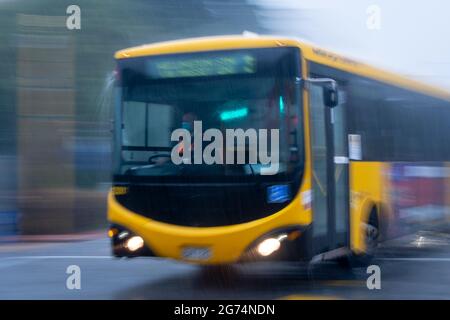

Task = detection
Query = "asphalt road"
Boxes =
[1,231,450,299]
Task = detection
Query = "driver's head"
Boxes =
[181,112,198,132]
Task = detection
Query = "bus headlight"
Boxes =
[125,236,144,252]
[256,234,288,257]
[257,238,281,256]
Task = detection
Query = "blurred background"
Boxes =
[0,0,449,236]
[0,0,266,236]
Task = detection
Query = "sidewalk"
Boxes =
[0,229,106,243]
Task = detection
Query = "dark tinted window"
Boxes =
[310,62,450,161]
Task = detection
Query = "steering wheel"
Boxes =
[148,153,171,164]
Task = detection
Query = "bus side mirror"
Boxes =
[304,78,339,108]
[323,83,339,108]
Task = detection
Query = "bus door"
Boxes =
[308,80,349,254]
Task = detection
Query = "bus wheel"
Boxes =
[357,208,379,266]
[365,209,380,255]
[341,208,379,269]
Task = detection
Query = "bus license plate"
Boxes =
[182,247,211,261]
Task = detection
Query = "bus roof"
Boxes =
[115,35,450,101]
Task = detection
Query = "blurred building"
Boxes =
[16,14,77,234]
[0,0,264,235]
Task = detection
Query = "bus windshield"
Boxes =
[115,47,302,181]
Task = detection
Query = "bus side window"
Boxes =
[122,101,146,146]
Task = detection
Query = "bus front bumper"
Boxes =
[107,192,311,264]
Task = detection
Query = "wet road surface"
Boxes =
[1,231,450,299]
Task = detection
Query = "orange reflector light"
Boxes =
[108,228,118,238]
[288,230,301,241]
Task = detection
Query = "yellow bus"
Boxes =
[108,35,450,266]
